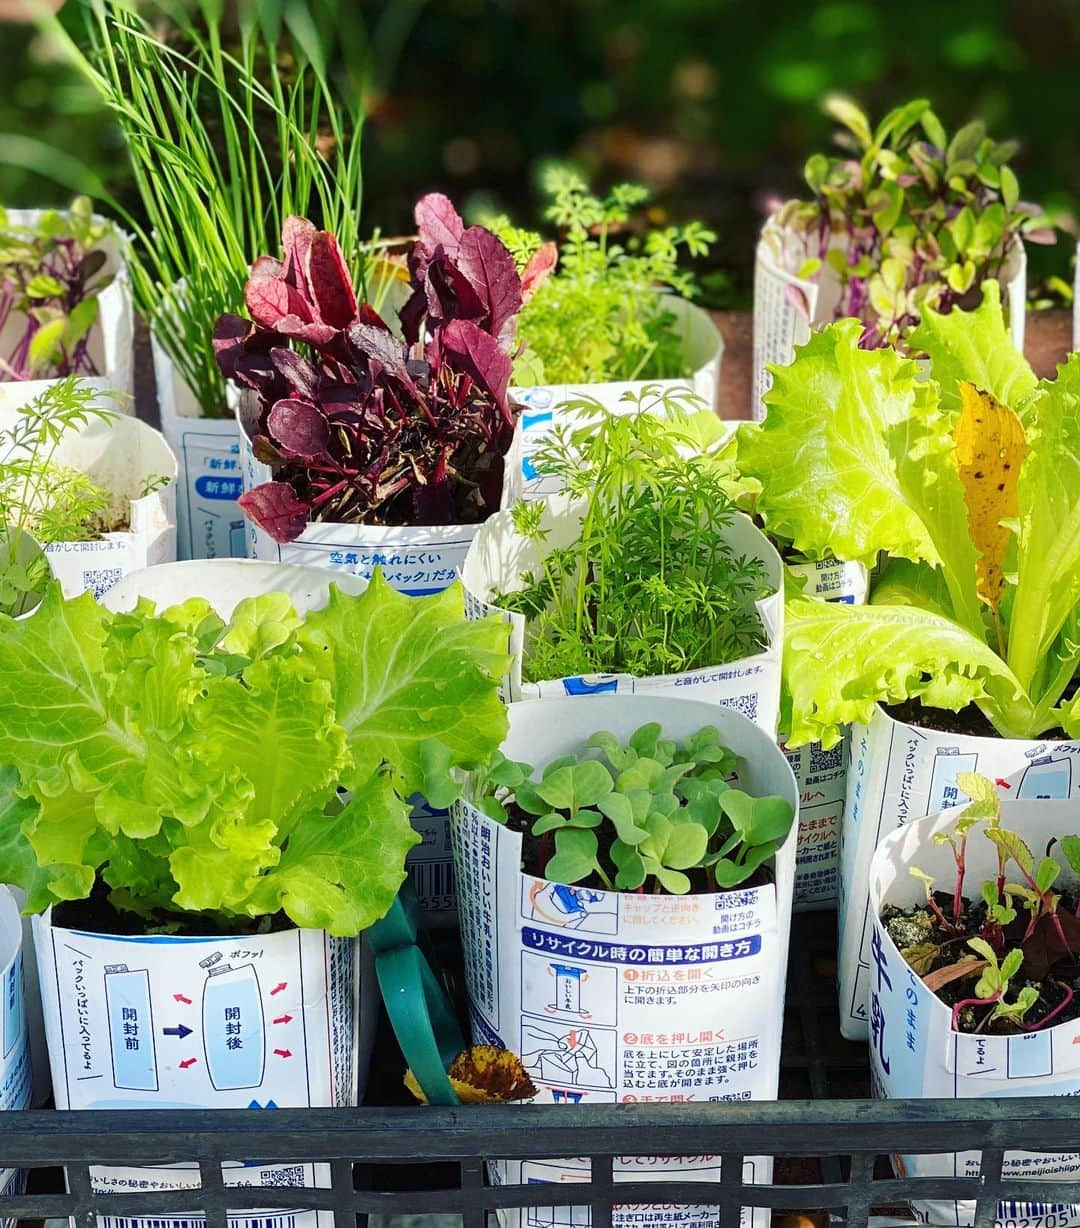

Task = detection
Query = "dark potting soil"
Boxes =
[886,675,1078,740]
[53,878,293,938]
[882,893,1080,1035]
[504,804,773,896]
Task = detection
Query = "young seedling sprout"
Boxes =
[898,772,1080,1034]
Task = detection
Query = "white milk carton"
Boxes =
[870,801,1080,1227]
[452,694,798,1228]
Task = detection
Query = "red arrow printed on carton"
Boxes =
[269,982,287,996]
[273,1049,292,1059]
[178,1058,198,1069]
[174,994,192,1005]
[273,1015,293,1025]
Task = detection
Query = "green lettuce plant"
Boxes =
[736,281,1079,747]
[764,96,1053,350]
[0,574,509,935]
[476,722,794,894]
[488,168,715,385]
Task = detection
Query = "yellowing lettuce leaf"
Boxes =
[907,280,1039,418]
[750,281,1077,742]
[953,381,1028,611]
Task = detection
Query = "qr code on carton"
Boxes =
[719,692,758,721]
[262,1166,307,1188]
[808,742,843,774]
[82,566,124,598]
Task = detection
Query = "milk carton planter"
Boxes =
[451,694,799,1228]
[869,800,1080,1228]
[0,207,133,416]
[838,704,1080,1040]
[0,526,49,619]
[462,496,784,733]
[236,390,524,595]
[783,554,869,911]
[152,331,246,562]
[34,909,357,1226]
[513,296,723,498]
[43,411,177,600]
[752,225,1026,416]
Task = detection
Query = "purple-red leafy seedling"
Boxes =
[216,197,524,543]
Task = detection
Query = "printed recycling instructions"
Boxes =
[869,802,1080,1228]
[751,223,1026,418]
[34,910,358,1228]
[0,888,31,1203]
[784,556,869,911]
[838,705,1080,1040]
[461,494,784,734]
[511,296,723,499]
[0,209,134,417]
[451,694,799,1228]
[153,330,247,563]
[43,409,177,601]
[236,391,524,596]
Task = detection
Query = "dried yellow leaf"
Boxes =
[953,380,1028,610]
[405,1045,538,1105]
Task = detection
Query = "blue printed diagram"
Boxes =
[522,1163,591,1228]
[104,965,159,1091]
[525,881,619,934]
[522,952,617,1026]
[199,953,266,1091]
[3,953,23,1060]
[1015,755,1073,800]
[929,749,1074,812]
[521,1018,616,1094]
[103,954,274,1093]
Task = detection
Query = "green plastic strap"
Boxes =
[370,893,465,1107]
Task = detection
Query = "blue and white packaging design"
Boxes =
[0,888,31,1212]
[512,297,724,498]
[839,706,1080,1039]
[0,210,133,418]
[461,496,784,735]
[452,695,798,1228]
[783,556,868,910]
[34,912,359,1228]
[869,801,1080,1228]
[235,390,524,596]
[153,332,246,563]
[42,411,177,601]
[751,223,1027,418]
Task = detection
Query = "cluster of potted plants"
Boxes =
[4,68,1080,1228]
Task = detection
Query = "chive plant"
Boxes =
[41,0,380,417]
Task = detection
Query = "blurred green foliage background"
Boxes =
[2,0,1077,306]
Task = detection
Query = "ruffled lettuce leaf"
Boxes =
[783,594,1025,748]
[0,575,510,935]
[739,318,983,633]
[299,571,511,795]
[907,280,1039,418]
[1007,352,1080,696]
[749,281,1078,745]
